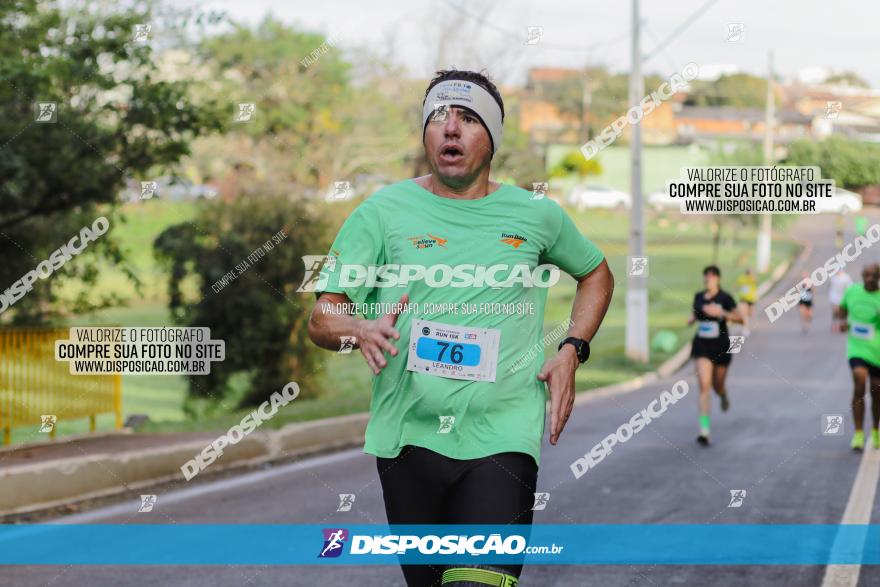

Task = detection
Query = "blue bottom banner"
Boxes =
[0,524,877,565]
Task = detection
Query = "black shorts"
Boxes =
[691,336,732,366]
[799,300,813,308]
[849,358,880,378]
[376,445,538,586]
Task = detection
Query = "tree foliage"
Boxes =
[549,150,602,179]
[783,136,880,189]
[537,68,664,141]
[684,74,770,109]
[0,0,224,323]
[824,71,869,88]
[193,17,413,192]
[154,189,331,411]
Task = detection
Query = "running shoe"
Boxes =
[720,393,730,412]
[697,435,710,446]
[872,429,880,450]
[851,430,865,451]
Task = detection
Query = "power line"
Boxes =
[642,23,679,73]
[440,0,629,53]
[642,0,720,63]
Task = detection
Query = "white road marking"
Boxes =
[821,447,880,587]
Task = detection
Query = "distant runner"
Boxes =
[735,267,757,336]
[308,69,614,586]
[838,263,880,451]
[797,271,814,334]
[688,265,742,446]
[855,215,868,238]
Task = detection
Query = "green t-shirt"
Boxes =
[840,283,880,365]
[316,179,605,465]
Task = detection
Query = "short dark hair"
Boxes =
[423,69,505,121]
[703,265,721,277]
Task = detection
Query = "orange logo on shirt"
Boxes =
[408,233,448,249]
[500,232,527,248]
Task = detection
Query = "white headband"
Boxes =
[422,80,504,154]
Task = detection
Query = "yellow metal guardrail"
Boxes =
[0,328,122,445]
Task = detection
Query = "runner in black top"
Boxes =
[797,270,814,334]
[688,265,742,446]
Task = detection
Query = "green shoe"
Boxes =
[851,430,865,451]
[872,429,880,450]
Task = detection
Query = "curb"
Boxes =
[0,244,805,515]
[0,413,369,515]
[0,429,134,457]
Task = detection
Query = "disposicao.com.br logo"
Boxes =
[297,256,561,290]
[317,528,563,558]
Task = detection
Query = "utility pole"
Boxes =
[626,0,649,362]
[757,50,775,273]
[580,65,594,145]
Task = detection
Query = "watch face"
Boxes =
[574,339,588,362]
[561,338,587,362]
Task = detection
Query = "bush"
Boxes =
[154,187,332,411]
[784,136,880,189]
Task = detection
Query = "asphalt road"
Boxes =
[4,212,879,587]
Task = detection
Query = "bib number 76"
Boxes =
[436,341,464,364]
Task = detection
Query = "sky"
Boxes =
[203,0,880,88]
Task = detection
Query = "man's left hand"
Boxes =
[537,345,580,445]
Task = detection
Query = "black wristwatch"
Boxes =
[558,337,591,363]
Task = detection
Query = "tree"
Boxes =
[538,68,664,142]
[491,101,548,187]
[154,187,331,411]
[0,0,225,324]
[783,137,880,189]
[194,17,412,193]
[824,71,869,88]
[549,150,602,179]
[685,74,770,109]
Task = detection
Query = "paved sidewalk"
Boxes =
[0,431,217,469]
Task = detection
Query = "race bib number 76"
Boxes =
[407,319,501,382]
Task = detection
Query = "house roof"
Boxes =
[676,105,812,125]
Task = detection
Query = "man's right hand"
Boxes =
[357,293,409,375]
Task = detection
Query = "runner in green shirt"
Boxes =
[838,263,880,451]
[308,69,613,587]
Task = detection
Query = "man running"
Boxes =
[735,267,757,336]
[308,69,614,586]
[688,265,742,446]
[797,271,814,334]
[838,263,880,451]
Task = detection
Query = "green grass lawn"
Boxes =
[5,199,798,442]
[67,201,198,426]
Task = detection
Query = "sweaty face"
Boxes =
[423,106,493,189]
[863,265,880,290]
